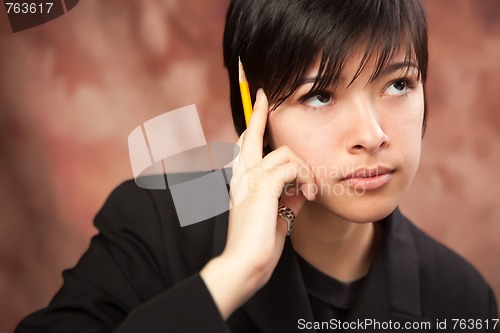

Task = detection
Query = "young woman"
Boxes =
[16,0,498,332]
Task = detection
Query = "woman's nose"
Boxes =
[345,99,389,154]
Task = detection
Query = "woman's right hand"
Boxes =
[200,89,316,319]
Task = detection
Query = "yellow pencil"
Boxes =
[238,57,253,127]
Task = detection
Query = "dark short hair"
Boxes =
[223,0,428,137]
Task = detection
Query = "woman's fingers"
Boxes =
[240,88,269,170]
[231,130,246,179]
[257,146,316,200]
[265,161,316,201]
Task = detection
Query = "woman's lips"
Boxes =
[340,168,395,191]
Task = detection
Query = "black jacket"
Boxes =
[15,180,499,332]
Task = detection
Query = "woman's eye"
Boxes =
[385,80,409,96]
[302,92,333,107]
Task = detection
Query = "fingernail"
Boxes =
[305,183,316,201]
[256,88,263,101]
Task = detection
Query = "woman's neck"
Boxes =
[290,201,382,282]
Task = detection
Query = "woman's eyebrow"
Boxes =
[299,75,339,87]
[300,76,320,85]
[374,61,419,80]
[298,61,419,87]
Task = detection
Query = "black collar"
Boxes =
[345,208,430,330]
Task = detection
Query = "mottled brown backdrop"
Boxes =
[0,0,499,332]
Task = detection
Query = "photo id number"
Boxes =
[5,2,54,14]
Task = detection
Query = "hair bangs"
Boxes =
[308,1,427,94]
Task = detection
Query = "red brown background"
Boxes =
[1,0,499,332]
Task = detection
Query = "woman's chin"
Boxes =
[316,195,400,224]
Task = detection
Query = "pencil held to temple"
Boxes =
[239,57,253,127]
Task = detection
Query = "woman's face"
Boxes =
[267,48,424,223]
